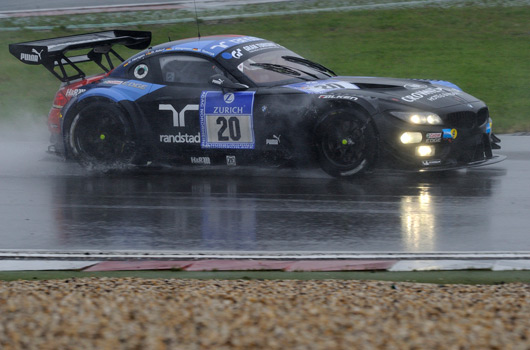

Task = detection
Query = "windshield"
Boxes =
[236,49,335,85]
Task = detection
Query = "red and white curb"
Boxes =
[1,250,529,272]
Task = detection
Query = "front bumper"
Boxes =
[375,108,504,171]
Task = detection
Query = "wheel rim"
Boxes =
[320,117,366,168]
[71,110,134,166]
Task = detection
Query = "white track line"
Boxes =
[1,250,529,261]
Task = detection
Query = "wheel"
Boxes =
[316,109,377,177]
[66,102,137,169]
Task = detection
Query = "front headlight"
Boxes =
[390,111,443,125]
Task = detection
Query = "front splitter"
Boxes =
[419,154,507,172]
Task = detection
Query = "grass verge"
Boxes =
[0,270,529,285]
[1,4,528,131]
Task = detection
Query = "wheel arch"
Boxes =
[314,99,378,129]
[312,100,380,177]
[312,99,381,153]
[61,96,152,160]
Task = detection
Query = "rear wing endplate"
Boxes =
[9,30,151,83]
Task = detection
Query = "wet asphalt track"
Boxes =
[0,134,528,254]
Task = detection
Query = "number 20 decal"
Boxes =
[204,113,253,147]
[200,91,256,149]
[217,116,241,141]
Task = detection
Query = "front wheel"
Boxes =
[316,110,377,177]
[65,102,138,170]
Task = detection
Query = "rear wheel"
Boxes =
[66,103,137,169]
[316,110,377,177]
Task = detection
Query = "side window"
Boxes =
[159,55,224,85]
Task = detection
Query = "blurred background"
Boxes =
[1,0,529,134]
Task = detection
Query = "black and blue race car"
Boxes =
[10,30,504,177]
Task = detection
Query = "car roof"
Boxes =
[115,34,270,76]
[150,35,265,57]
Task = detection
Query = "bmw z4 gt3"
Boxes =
[10,30,504,177]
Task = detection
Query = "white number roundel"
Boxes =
[134,64,149,79]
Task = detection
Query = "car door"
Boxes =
[134,53,257,164]
[136,54,221,161]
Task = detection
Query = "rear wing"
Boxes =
[9,30,151,83]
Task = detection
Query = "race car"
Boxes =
[9,30,504,177]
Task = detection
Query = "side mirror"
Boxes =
[209,74,249,91]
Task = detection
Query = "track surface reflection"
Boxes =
[0,136,528,253]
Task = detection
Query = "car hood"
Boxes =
[282,76,481,110]
[333,76,481,109]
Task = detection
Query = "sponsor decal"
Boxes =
[318,94,358,101]
[427,80,462,91]
[213,106,244,114]
[266,135,281,145]
[243,42,281,53]
[486,123,491,134]
[226,155,237,166]
[210,37,262,51]
[164,36,262,58]
[401,87,445,103]
[443,128,458,139]
[200,91,256,149]
[122,81,148,90]
[284,80,359,94]
[160,132,201,144]
[228,37,263,45]
[104,80,123,85]
[123,55,145,67]
[20,48,43,63]
[426,132,442,139]
[78,81,164,103]
[191,156,211,165]
[427,91,460,102]
[134,64,149,79]
[211,42,229,50]
[404,83,427,90]
[65,88,86,97]
[159,104,199,128]
[422,159,442,166]
[211,77,225,86]
[223,93,235,104]
[231,48,243,59]
[425,132,442,143]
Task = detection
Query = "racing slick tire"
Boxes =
[316,109,377,178]
[65,102,138,170]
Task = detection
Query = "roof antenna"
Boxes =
[168,33,171,42]
[193,0,201,40]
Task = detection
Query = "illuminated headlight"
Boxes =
[400,132,422,144]
[416,145,435,157]
[391,111,443,125]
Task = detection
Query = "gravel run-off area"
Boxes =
[1,278,529,349]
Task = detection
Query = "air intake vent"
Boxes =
[476,108,489,126]
[447,111,475,128]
